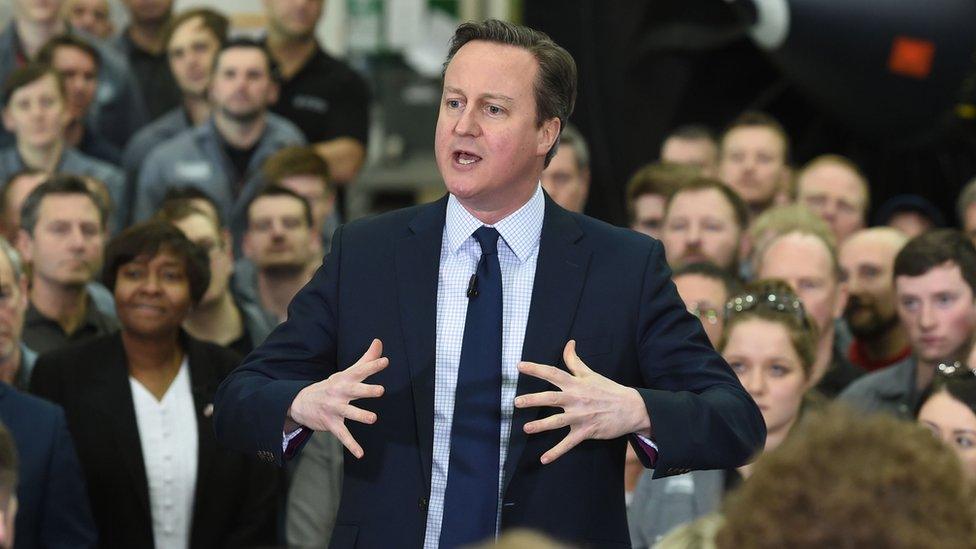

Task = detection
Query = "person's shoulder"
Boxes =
[0,384,61,422]
[67,148,122,177]
[341,197,447,241]
[142,125,205,165]
[838,358,912,400]
[125,109,187,152]
[35,333,120,369]
[265,112,307,143]
[185,333,243,373]
[565,208,659,256]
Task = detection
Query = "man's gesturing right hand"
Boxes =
[286,338,388,459]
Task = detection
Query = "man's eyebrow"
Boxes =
[444,86,514,104]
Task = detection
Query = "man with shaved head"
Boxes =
[839,228,910,372]
[755,226,863,397]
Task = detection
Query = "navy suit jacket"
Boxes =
[214,194,765,548]
[0,382,97,548]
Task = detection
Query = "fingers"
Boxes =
[342,403,378,425]
[514,391,566,410]
[523,412,572,434]
[562,340,590,376]
[361,338,383,362]
[541,430,585,465]
[518,361,574,388]
[348,382,385,400]
[330,422,364,459]
[350,356,389,381]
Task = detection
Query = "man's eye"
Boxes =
[486,105,503,115]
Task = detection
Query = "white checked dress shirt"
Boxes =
[130,358,198,549]
[422,185,545,549]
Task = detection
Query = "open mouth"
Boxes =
[453,150,482,166]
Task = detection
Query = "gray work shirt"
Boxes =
[0,22,149,152]
[838,355,918,420]
[133,113,305,248]
[120,107,192,221]
[0,146,127,232]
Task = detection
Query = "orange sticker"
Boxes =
[888,36,935,79]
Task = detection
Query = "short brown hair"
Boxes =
[720,110,790,163]
[161,8,229,52]
[445,19,577,167]
[665,177,751,232]
[20,174,108,233]
[720,278,819,377]
[717,405,976,548]
[35,34,101,70]
[624,162,698,224]
[1,63,64,108]
[750,205,841,281]
[262,146,332,192]
[894,228,976,296]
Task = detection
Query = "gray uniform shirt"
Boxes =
[133,113,305,248]
[0,146,127,232]
[120,107,192,220]
[838,355,918,419]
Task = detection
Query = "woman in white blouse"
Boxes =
[31,221,279,548]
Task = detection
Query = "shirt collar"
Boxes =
[445,184,545,263]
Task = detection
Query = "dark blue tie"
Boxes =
[440,226,503,548]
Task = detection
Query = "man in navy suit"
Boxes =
[215,19,764,548]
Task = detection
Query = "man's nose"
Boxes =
[454,106,480,137]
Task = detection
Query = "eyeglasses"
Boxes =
[688,304,721,325]
[725,291,810,328]
[937,361,976,379]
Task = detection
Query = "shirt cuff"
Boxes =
[282,427,311,458]
[634,433,659,466]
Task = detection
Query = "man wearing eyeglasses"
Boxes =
[673,262,741,347]
[840,229,976,419]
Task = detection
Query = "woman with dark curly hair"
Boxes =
[629,279,819,548]
[30,221,279,548]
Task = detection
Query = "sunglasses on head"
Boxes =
[724,291,810,329]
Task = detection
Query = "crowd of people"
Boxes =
[0,0,974,548]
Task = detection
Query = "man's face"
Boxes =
[113,250,192,338]
[14,0,63,24]
[167,17,221,98]
[63,0,112,38]
[120,0,172,25]
[757,233,845,338]
[896,262,976,365]
[435,40,559,217]
[541,145,588,213]
[674,273,727,347]
[1,173,45,242]
[19,194,104,289]
[797,162,867,244]
[0,253,28,366]
[660,136,718,176]
[264,0,323,40]
[1,74,68,150]
[210,48,277,123]
[662,188,741,270]
[244,195,317,270]
[49,46,98,121]
[839,232,902,339]
[172,213,230,307]
[718,126,786,210]
[631,193,666,239]
[277,174,334,236]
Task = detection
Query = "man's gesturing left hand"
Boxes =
[514,340,652,464]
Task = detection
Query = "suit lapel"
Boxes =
[395,197,448,490]
[93,335,152,516]
[503,199,591,495]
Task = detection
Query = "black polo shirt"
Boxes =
[271,45,370,146]
[23,298,119,355]
[115,29,182,120]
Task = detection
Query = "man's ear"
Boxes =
[833,278,850,320]
[537,118,561,157]
[14,229,32,264]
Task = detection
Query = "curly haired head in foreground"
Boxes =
[717,404,976,549]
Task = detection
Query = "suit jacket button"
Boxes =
[418,497,428,511]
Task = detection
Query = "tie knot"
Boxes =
[473,226,500,255]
